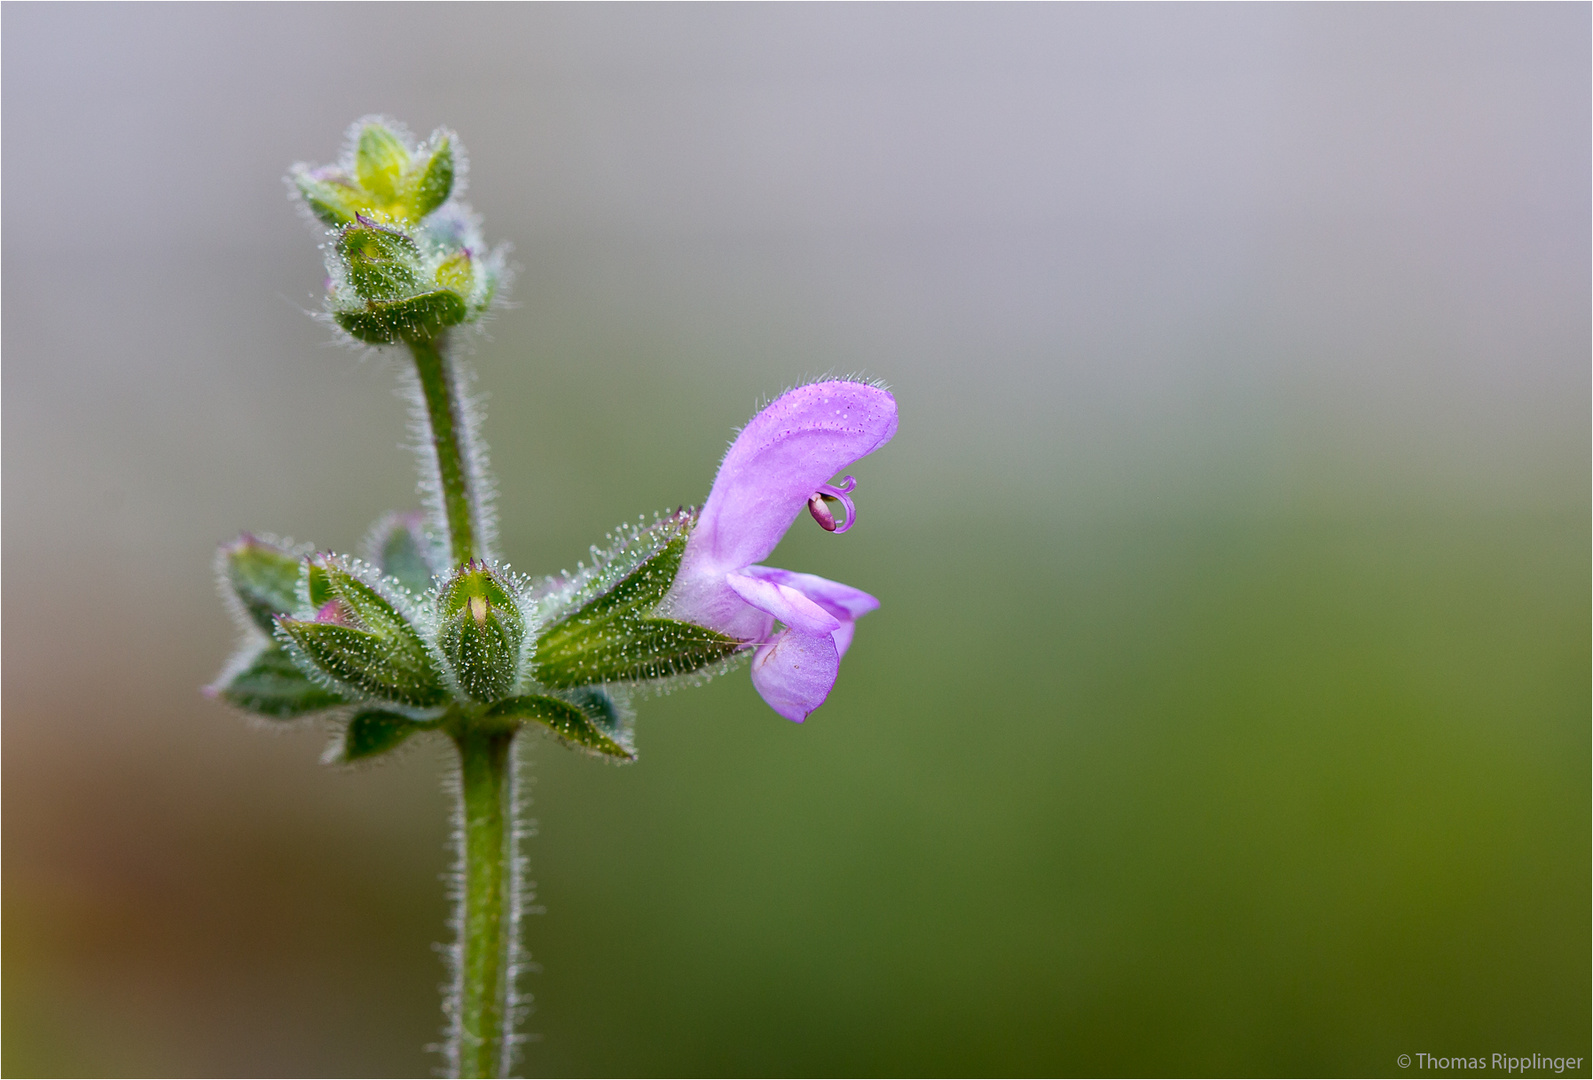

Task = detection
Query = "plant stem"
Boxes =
[453,726,515,1078]
[408,336,476,565]
[410,334,517,1076]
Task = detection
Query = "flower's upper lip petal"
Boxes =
[692,381,897,572]
[725,571,843,636]
[741,566,880,622]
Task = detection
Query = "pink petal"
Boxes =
[740,566,880,622]
[830,620,857,659]
[749,629,841,722]
[725,571,842,636]
[690,381,897,574]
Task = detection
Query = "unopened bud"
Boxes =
[438,561,525,702]
[276,554,447,708]
[338,220,425,303]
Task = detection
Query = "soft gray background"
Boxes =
[5,5,1588,1076]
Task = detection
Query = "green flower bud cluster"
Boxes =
[289,117,505,344]
[210,510,741,765]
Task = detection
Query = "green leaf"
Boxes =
[532,529,741,689]
[335,289,470,344]
[403,136,454,219]
[486,694,634,760]
[355,122,409,203]
[215,643,347,719]
[223,535,304,632]
[339,709,423,762]
[437,563,525,703]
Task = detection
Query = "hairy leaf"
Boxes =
[217,643,347,719]
[486,694,634,760]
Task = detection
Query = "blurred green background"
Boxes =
[3,5,1587,1077]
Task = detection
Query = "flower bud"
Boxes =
[437,561,525,702]
[290,120,457,227]
[338,219,425,303]
[276,554,448,708]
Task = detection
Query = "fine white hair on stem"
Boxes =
[398,343,500,567]
[503,737,541,1073]
[433,742,467,1078]
[431,736,534,1077]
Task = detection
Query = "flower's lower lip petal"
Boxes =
[750,630,841,722]
[725,571,842,636]
[741,566,880,621]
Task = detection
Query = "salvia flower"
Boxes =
[214,116,903,1076]
[662,380,898,721]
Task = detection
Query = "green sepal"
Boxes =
[294,172,364,227]
[223,535,304,631]
[364,512,440,597]
[403,136,454,220]
[532,525,741,689]
[437,562,526,703]
[337,709,425,763]
[278,555,447,708]
[486,694,635,760]
[214,642,348,719]
[355,122,409,203]
[337,223,424,303]
[335,289,469,344]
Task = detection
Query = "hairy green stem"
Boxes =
[411,334,516,1076]
[408,336,476,565]
[453,726,515,1078]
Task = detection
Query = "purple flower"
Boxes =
[662,380,898,721]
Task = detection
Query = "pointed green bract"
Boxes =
[486,694,634,760]
[340,709,423,762]
[355,123,409,203]
[217,643,348,718]
[277,620,448,708]
[533,528,742,689]
[366,512,439,597]
[438,563,526,703]
[295,173,365,227]
[404,137,454,220]
[224,535,304,631]
[279,555,448,708]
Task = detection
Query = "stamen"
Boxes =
[806,476,858,534]
[807,494,837,532]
